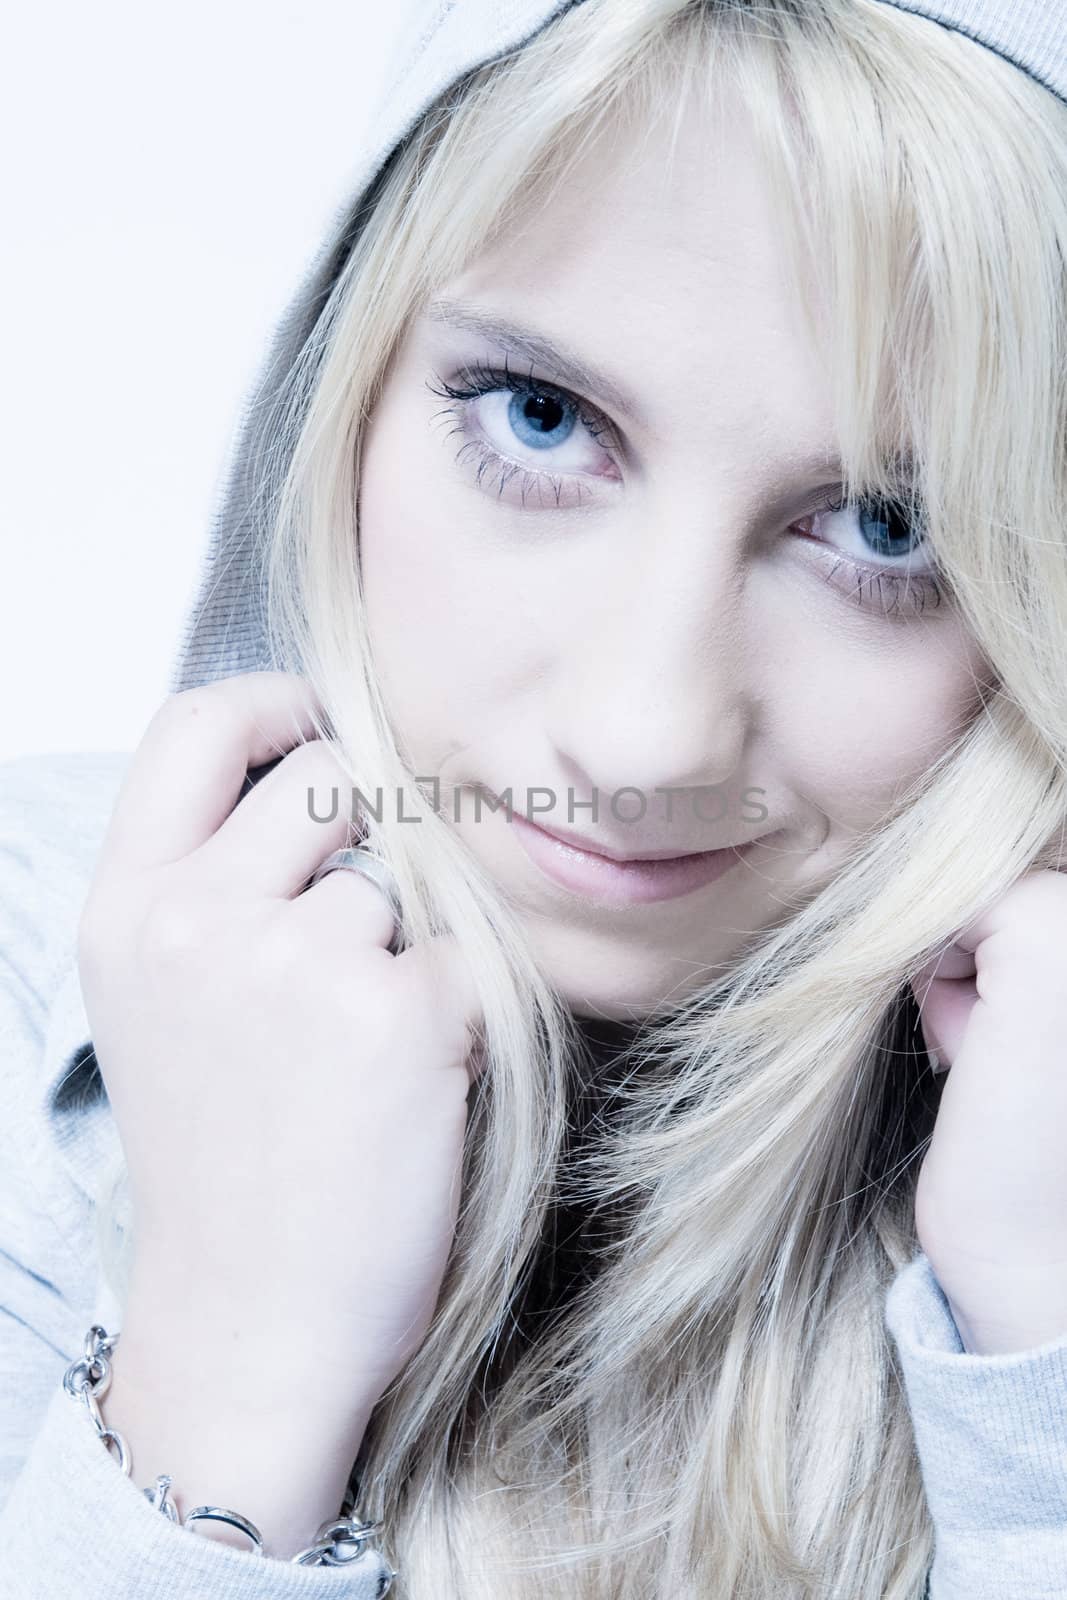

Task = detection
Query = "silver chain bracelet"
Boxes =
[62,1324,397,1591]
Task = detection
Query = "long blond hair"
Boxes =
[97,1,1067,1593]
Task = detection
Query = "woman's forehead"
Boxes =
[416,102,842,473]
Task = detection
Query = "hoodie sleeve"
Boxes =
[0,756,393,1600]
[886,1251,1067,1600]
[0,1384,394,1599]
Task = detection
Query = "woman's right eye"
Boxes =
[426,361,621,509]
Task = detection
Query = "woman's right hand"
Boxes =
[77,669,485,1416]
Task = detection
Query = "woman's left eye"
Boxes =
[426,360,621,509]
[790,493,946,618]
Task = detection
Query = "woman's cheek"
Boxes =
[358,412,532,770]
[767,626,986,838]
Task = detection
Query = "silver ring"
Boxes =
[307,846,404,953]
[183,1505,266,1554]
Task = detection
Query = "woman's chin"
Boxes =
[525,927,703,1025]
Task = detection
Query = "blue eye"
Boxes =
[793,490,946,617]
[426,357,619,509]
[507,390,577,450]
[803,490,932,574]
[856,497,917,561]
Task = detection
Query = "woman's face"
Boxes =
[357,89,989,1021]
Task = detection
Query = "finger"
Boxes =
[289,861,400,953]
[911,970,978,1073]
[393,935,486,1078]
[98,672,322,874]
[911,946,976,990]
[949,866,1061,956]
[191,737,367,898]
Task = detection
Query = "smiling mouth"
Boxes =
[509,811,768,906]
[524,815,761,862]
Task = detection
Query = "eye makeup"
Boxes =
[796,531,945,617]
[427,355,620,511]
[791,490,945,617]
[424,357,947,619]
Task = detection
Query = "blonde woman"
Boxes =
[2,1,1067,1596]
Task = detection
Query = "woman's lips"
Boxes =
[508,811,761,905]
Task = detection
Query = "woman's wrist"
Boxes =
[104,1292,383,1561]
[121,1254,387,1418]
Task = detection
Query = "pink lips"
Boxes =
[509,811,760,905]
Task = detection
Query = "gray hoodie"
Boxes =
[2,2,1067,1597]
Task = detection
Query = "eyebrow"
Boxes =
[425,296,650,429]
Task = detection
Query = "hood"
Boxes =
[164,0,1065,702]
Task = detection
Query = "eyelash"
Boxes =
[425,359,947,619]
[427,356,615,510]
[797,492,945,618]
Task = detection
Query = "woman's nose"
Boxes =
[545,554,754,806]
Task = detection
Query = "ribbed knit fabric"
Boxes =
[0,1388,389,1599]
[886,1254,1067,1598]
[875,0,1067,100]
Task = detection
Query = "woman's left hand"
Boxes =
[910,867,1067,1355]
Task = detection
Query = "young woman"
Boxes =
[3,1,1067,1596]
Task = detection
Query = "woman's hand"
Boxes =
[77,669,485,1416]
[910,867,1067,1354]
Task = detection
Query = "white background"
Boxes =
[1,3,415,762]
